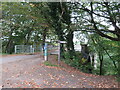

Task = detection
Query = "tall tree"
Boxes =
[74,2,120,41]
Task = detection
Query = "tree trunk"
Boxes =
[92,54,94,66]
[24,29,32,45]
[42,27,47,52]
[100,60,103,75]
[5,27,14,54]
[66,30,75,58]
[99,53,103,75]
[24,23,35,45]
[6,40,14,54]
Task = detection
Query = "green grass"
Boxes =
[43,61,59,67]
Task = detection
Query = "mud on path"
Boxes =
[1,54,119,88]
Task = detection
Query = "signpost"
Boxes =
[43,41,66,64]
[58,40,67,65]
[44,43,48,61]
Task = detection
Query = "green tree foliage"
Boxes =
[1,2,120,78]
[2,2,57,53]
[72,2,120,41]
[36,2,76,58]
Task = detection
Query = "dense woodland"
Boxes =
[1,2,120,78]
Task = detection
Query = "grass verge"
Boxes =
[43,61,59,67]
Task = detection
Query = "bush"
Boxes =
[62,51,93,73]
[62,51,119,76]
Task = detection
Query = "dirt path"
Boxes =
[1,54,41,64]
[1,54,119,88]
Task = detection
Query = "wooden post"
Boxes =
[58,41,67,65]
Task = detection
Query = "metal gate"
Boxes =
[14,45,42,54]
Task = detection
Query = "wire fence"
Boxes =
[14,44,58,54]
[14,45,42,54]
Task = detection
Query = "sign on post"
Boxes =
[44,43,48,61]
[59,41,67,43]
[58,41,67,65]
